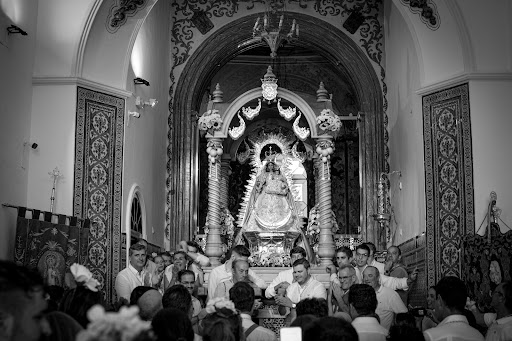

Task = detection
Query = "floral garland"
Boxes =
[316,109,342,137]
[198,109,223,135]
[306,205,339,253]
[248,251,291,267]
[76,305,152,341]
[204,208,235,252]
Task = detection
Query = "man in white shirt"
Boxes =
[214,259,261,299]
[265,246,307,298]
[363,266,408,330]
[275,258,327,313]
[178,269,203,320]
[485,281,512,341]
[354,244,418,291]
[349,283,388,341]
[207,245,266,301]
[365,242,385,275]
[230,281,277,341]
[423,276,483,341]
[115,243,150,302]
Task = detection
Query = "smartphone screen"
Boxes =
[280,327,302,341]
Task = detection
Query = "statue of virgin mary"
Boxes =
[234,152,313,262]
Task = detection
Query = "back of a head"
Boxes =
[60,285,103,328]
[290,314,318,338]
[152,308,194,341]
[296,298,328,318]
[435,276,467,311]
[130,286,155,305]
[138,289,163,321]
[201,308,243,341]
[387,323,425,341]
[228,245,250,259]
[162,284,192,313]
[40,311,83,341]
[348,284,377,316]
[303,317,358,341]
[229,281,254,313]
[0,261,44,295]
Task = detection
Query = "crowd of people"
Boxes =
[0,239,511,341]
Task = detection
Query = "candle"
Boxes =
[264,14,268,28]
[279,15,283,28]
[292,19,296,31]
[296,23,299,37]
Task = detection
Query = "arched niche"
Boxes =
[170,11,384,246]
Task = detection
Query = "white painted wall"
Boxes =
[121,0,170,249]
[470,80,512,235]
[0,0,38,260]
[385,1,426,245]
[455,0,512,73]
[33,0,95,77]
[27,85,76,214]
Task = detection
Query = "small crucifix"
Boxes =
[48,167,63,213]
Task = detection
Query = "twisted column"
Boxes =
[315,137,335,266]
[220,156,231,210]
[205,138,224,266]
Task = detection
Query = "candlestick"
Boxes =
[48,167,63,213]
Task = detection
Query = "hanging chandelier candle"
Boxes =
[252,1,299,58]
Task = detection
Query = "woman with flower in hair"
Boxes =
[200,297,244,341]
[59,263,103,328]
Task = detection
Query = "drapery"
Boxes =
[13,207,90,287]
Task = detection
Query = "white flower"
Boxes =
[198,110,223,132]
[78,305,151,341]
[70,263,100,292]
[205,297,238,315]
[316,109,342,132]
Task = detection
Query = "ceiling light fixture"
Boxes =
[133,77,150,86]
[252,0,298,59]
[7,25,27,36]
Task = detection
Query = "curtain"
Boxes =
[13,207,90,287]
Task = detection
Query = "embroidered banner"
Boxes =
[422,83,474,288]
[14,207,90,287]
[74,87,124,303]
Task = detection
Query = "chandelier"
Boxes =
[252,1,299,58]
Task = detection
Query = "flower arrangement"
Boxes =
[248,251,290,267]
[204,208,235,251]
[76,305,152,341]
[316,109,342,135]
[306,205,339,241]
[70,263,101,292]
[198,109,223,134]
[205,297,238,315]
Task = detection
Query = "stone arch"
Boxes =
[170,11,385,245]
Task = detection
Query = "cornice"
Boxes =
[416,72,512,95]
[32,76,133,98]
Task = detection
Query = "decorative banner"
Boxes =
[422,83,474,288]
[74,87,125,303]
[14,208,90,288]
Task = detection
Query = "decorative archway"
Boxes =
[217,87,319,138]
[168,12,384,248]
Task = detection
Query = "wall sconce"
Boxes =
[135,96,158,109]
[7,25,28,36]
[373,171,402,228]
[133,77,150,86]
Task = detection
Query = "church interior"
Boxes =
[1,0,512,340]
